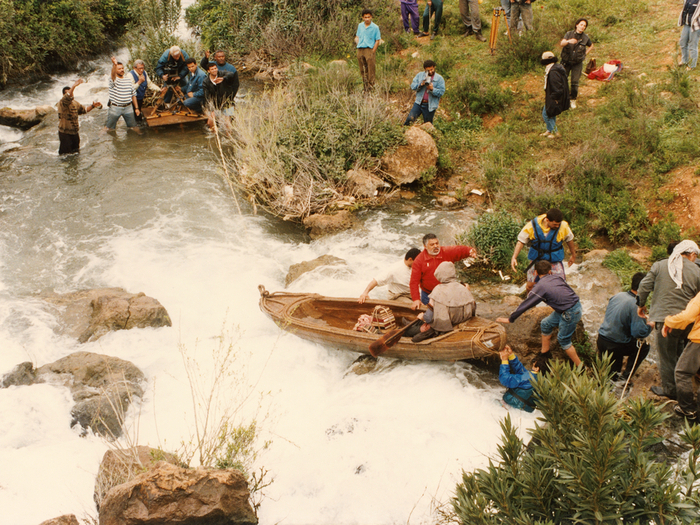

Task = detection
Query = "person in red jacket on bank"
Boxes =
[410,233,476,309]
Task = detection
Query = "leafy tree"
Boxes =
[453,358,700,524]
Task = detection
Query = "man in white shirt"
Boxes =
[359,248,421,303]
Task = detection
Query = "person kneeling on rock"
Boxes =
[498,345,550,412]
[406,261,475,342]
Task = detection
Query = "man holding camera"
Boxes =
[404,60,445,125]
[155,46,190,88]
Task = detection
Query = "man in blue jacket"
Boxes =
[199,50,237,75]
[155,46,190,87]
[404,60,445,125]
[182,58,206,113]
[498,345,547,411]
[597,272,654,384]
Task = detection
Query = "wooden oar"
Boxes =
[369,319,422,357]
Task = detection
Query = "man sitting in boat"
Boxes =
[410,233,476,310]
[182,58,206,113]
[358,248,421,304]
[408,261,476,342]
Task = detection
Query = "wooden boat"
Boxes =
[258,285,506,361]
[141,106,208,127]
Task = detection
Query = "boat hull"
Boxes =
[258,286,506,361]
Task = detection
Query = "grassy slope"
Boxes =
[369,0,698,252]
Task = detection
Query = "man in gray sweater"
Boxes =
[637,240,700,400]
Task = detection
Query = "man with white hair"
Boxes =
[129,59,161,121]
[637,239,700,400]
[155,45,190,87]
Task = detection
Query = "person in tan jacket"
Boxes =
[662,291,700,424]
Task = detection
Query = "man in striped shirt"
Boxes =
[105,56,139,130]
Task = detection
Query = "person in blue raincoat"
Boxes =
[404,60,445,125]
[498,345,547,412]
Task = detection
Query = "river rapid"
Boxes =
[0,57,547,524]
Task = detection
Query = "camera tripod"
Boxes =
[489,7,511,55]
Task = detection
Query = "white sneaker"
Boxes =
[570,100,577,109]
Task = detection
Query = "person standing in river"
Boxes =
[203,61,239,129]
[355,9,381,91]
[129,59,161,122]
[410,233,476,309]
[105,57,139,131]
[57,79,101,155]
[559,18,594,109]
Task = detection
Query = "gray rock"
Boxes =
[1,361,36,387]
[345,169,390,198]
[286,254,346,287]
[0,105,55,130]
[38,515,79,525]
[381,126,438,185]
[302,210,359,240]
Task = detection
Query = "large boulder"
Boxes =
[302,210,358,239]
[345,169,390,198]
[285,254,346,286]
[380,126,438,185]
[44,288,172,343]
[99,462,257,525]
[1,361,36,387]
[0,105,55,129]
[34,352,145,438]
[94,446,182,511]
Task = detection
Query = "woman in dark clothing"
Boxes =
[540,51,570,139]
[559,18,593,108]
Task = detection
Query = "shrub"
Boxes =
[453,357,700,524]
[0,0,134,84]
[602,249,646,290]
[450,73,513,116]
[222,66,405,220]
[457,211,523,271]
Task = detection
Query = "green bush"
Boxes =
[450,73,513,116]
[0,0,134,84]
[457,211,522,271]
[602,249,646,290]
[453,357,700,524]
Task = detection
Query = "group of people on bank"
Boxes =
[358,209,700,418]
[57,46,240,155]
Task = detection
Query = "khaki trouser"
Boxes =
[459,0,481,32]
[357,48,376,91]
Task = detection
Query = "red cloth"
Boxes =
[410,245,475,300]
[587,60,623,81]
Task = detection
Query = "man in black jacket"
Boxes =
[202,62,239,129]
[540,51,569,139]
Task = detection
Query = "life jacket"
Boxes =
[131,70,148,101]
[527,217,564,263]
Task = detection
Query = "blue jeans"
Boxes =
[680,24,700,68]
[105,104,137,129]
[542,105,557,133]
[404,102,435,125]
[500,0,510,24]
[540,301,582,350]
[422,0,443,34]
[420,289,430,305]
[183,97,203,112]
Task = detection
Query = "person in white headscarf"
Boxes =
[637,239,700,400]
[411,261,476,342]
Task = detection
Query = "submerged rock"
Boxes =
[286,254,346,286]
[99,462,257,525]
[1,361,36,387]
[38,516,79,525]
[0,105,55,130]
[44,288,172,343]
[302,210,359,239]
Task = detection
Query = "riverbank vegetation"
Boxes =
[453,357,700,524]
[0,0,134,86]
[188,0,698,261]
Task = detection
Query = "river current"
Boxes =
[0,57,543,524]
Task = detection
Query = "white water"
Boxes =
[0,59,538,525]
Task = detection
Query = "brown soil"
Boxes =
[649,164,700,235]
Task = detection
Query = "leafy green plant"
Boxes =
[602,249,646,290]
[458,211,522,271]
[453,356,700,524]
[450,74,513,116]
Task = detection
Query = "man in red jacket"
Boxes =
[410,233,476,309]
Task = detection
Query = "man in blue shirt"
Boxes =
[199,50,238,75]
[597,272,654,384]
[404,60,445,125]
[355,9,381,91]
[182,58,206,113]
[497,259,583,366]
